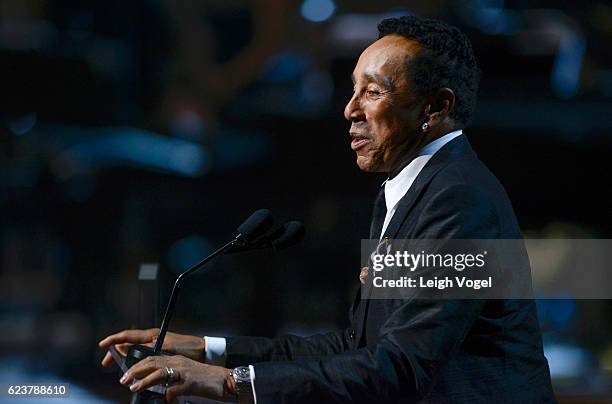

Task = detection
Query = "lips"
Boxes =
[350,133,371,151]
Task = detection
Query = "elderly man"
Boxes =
[100,16,555,403]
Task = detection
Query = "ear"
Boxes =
[422,88,456,130]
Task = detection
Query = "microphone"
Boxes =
[271,221,305,251]
[228,220,305,253]
[236,208,275,243]
[152,209,274,353]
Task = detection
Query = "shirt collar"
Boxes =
[382,129,463,212]
[418,129,463,157]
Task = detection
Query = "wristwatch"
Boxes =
[232,366,254,404]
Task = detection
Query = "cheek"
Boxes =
[370,117,401,151]
[375,105,415,143]
[368,102,403,134]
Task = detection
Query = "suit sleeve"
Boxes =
[225,328,355,368]
[249,183,501,403]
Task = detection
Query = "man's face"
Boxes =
[344,35,425,173]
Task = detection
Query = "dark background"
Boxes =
[1,0,611,402]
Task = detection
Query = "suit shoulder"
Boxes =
[431,153,503,191]
[425,152,521,237]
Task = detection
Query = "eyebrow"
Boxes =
[350,72,396,91]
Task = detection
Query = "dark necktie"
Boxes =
[369,186,387,239]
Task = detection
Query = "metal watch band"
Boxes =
[232,366,254,404]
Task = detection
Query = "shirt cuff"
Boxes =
[203,336,226,366]
[249,364,257,404]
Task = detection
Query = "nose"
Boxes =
[344,92,365,122]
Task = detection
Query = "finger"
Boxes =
[129,367,169,393]
[122,356,164,385]
[99,328,159,348]
[101,351,115,368]
[101,343,131,367]
[165,383,188,403]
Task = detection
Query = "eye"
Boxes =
[366,90,381,97]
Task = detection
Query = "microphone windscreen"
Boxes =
[237,209,274,242]
[272,221,305,251]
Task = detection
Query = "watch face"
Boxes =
[234,366,250,382]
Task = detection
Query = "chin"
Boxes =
[356,156,381,172]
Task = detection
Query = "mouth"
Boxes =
[350,133,371,151]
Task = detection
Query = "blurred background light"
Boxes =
[53,128,211,178]
[544,344,591,379]
[551,31,586,98]
[300,0,336,23]
[471,0,519,35]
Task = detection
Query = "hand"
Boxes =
[99,328,206,367]
[120,355,236,403]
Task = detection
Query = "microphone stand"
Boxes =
[154,234,246,352]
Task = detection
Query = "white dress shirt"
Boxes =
[204,129,464,402]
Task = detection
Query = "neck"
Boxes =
[386,122,459,178]
[386,131,437,179]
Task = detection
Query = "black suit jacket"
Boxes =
[225,135,556,403]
